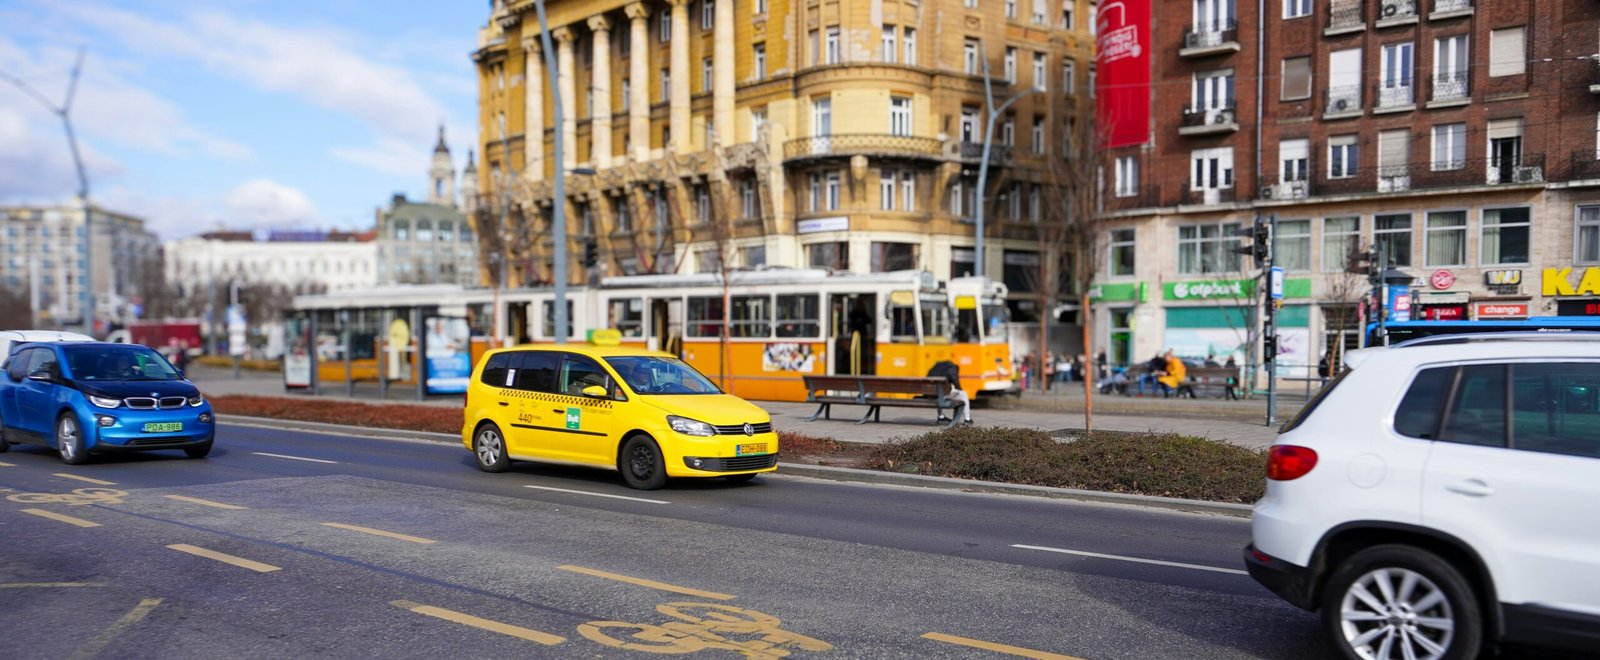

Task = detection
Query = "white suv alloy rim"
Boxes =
[1339,567,1455,660]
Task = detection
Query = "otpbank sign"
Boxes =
[1541,267,1600,296]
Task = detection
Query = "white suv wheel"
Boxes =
[1338,567,1454,659]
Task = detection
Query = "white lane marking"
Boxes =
[524,485,670,505]
[251,452,337,464]
[1011,544,1249,576]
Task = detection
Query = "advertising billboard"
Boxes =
[1095,0,1151,149]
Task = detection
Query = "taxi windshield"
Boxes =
[604,356,722,395]
[64,345,182,381]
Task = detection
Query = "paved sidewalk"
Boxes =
[189,366,1282,449]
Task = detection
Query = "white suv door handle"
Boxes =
[1445,479,1494,497]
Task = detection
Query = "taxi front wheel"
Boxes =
[474,423,511,473]
[619,435,667,490]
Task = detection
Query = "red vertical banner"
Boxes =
[1096,0,1151,149]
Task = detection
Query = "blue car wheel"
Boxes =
[57,413,88,465]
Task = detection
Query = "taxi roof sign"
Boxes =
[587,328,623,346]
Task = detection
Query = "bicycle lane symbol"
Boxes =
[578,602,833,658]
[7,488,130,506]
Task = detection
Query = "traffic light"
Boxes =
[583,240,598,268]
[1263,334,1279,360]
[1233,220,1270,266]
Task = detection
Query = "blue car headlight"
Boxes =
[667,415,716,437]
[188,394,205,407]
[88,395,121,409]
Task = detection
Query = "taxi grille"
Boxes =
[713,422,773,436]
[686,454,779,472]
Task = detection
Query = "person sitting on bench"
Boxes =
[928,360,972,425]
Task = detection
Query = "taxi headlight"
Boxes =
[667,415,716,437]
[88,395,121,409]
[188,394,205,407]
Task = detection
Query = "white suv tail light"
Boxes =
[1267,445,1318,481]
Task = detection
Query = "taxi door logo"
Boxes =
[565,407,581,430]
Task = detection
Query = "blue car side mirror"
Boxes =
[27,370,52,382]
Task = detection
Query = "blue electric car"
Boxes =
[0,342,214,464]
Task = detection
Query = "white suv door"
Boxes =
[1419,361,1600,612]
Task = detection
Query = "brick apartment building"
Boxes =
[1096,0,1600,375]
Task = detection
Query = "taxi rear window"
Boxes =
[480,353,513,386]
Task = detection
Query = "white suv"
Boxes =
[1245,334,1600,659]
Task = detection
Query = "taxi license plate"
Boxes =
[736,443,768,456]
[143,422,183,433]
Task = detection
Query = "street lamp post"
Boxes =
[2,49,94,335]
[532,0,570,345]
[495,115,517,347]
[973,39,1037,280]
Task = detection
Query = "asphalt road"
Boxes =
[0,424,1336,659]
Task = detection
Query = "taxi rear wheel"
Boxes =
[474,423,511,473]
[619,435,667,490]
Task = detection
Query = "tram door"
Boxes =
[829,293,877,375]
[649,298,683,357]
[507,302,532,345]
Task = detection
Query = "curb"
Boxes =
[217,415,1254,518]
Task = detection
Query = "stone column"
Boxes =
[713,0,734,146]
[522,36,544,181]
[668,0,691,155]
[587,15,613,169]
[553,26,578,171]
[625,2,651,162]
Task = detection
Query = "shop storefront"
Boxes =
[1544,266,1600,316]
[1089,282,1147,367]
[1160,277,1314,376]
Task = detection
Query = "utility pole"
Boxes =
[2,48,93,335]
[1264,214,1280,427]
[974,38,1037,280]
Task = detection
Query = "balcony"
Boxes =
[1326,0,1366,35]
[1104,182,1163,212]
[1179,103,1240,136]
[1374,80,1415,112]
[1375,0,1418,26]
[782,134,945,163]
[1429,71,1470,106]
[1183,187,1237,206]
[1316,155,1546,197]
[1325,85,1362,118]
[1430,0,1472,20]
[954,141,1014,165]
[1572,150,1600,181]
[1258,178,1311,201]
[1180,19,1240,58]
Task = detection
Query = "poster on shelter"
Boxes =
[424,316,472,394]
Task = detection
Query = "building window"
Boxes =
[751,107,767,142]
[1425,210,1467,267]
[1088,65,1095,96]
[1379,42,1414,106]
[694,184,711,224]
[1281,57,1311,100]
[809,30,819,66]
[1481,207,1531,265]
[702,57,713,92]
[753,44,766,79]
[903,28,916,65]
[615,195,632,231]
[825,171,841,210]
[1284,0,1310,18]
[621,78,631,107]
[807,242,848,270]
[1578,206,1600,264]
[901,170,916,211]
[951,247,976,278]
[1109,228,1136,276]
[1004,47,1017,83]
[808,173,821,212]
[1001,115,1015,146]
[741,245,767,268]
[1280,139,1309,182]
[1031,116,1045,155]
[1375,213,1412,268]
[1032,52,1047,91]
[1063,59,1076,93]
[740,179,757,219]
[696,249,721,274]
[880,170,897,211]
[1115,156,1138,197]
[1489,26,1526,77]
[813,98,831,137]
[661,69,671,102]
[825,27,841,64]
[965,0,977,8]
[1434,35,1469,101]
[1005,0,1018,19]
[1191,147,1234,190]
[1329,135,1358,179]
[1431,123,1465,171]
[1322,216,1361,272]
[1178,223,1243,275]
[882,25,898,63]
[660,12,671,42]
[872,242,918,272]
[964,39,980,75]
[1032,0,1049,23]
[889,96,912,136]
[1028,184,1041,222]
[1276,219,1312,272]
[755,0,767,14]
[701,0,715,30]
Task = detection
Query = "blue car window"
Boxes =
[63,346,180,381]
[26,348,58,378]
[7,348,34,380]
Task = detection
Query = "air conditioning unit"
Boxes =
[1381,2,1400,17]
[1333,98,1350,111]
[1259,185,1276,199]
[1213,109,1236,125]
[1512,166,1545,183]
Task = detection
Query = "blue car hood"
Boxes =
[74,379,200,400]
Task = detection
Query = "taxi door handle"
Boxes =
[551,408,566,414]
[497,402,509,407]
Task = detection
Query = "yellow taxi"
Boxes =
[461,331,779,489]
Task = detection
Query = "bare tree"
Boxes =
[1321,242,1373,373]
[0,282,30,327]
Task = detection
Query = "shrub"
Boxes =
[776,431,841,456]
[861,426,1266,503]
[210,395,461,435]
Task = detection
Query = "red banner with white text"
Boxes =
[1095,0,1151,149]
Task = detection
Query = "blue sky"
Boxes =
[0,0,484,239]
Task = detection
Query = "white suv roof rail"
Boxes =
[1393,331,1600,348]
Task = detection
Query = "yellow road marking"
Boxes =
[922,632,1085,660]
[0,582,106,588]
[54,473,117,486]
[558,565,735,601]
[391,600,565,645]
[163,495,247,510]
[67,598,162,660]
[21,508,100,528]
[166,544,281,573]
[321,522,436,545]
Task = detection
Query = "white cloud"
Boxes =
[0,104,125,201]
[223,179,318,227]
[95,186,219,240]
[329,137,428,178]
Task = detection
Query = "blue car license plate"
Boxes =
[143,422,183,433]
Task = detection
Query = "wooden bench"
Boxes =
[1176,366,1241,399]
[802,375,964,428]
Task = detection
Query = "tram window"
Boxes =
[687,296,725,338]
[921,302,950,340]
[730,295,772,338]
[467,303,493,337]
[541,300,575,338]
[954,308,980,343]
[983,304,1009,339]
[889,305,918,342]
[776,294,820,337]
[608,299,644,337]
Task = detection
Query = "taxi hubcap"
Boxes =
[477,430,502,465]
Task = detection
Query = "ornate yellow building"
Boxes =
[474,0,1091,319]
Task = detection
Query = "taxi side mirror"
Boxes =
[581,385,608,398]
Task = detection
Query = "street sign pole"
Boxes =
[1265,214,1279,428]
